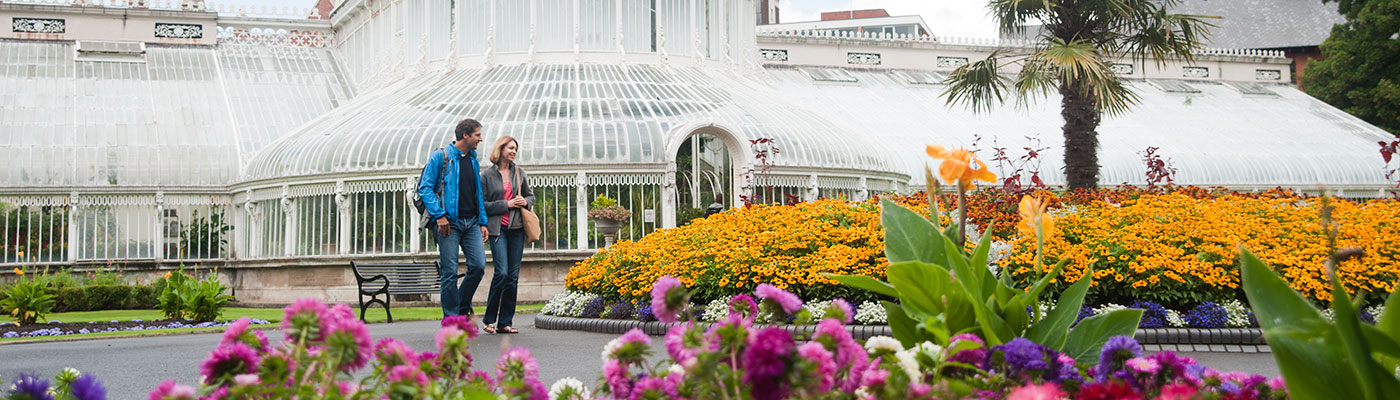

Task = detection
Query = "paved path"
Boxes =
[0,315,1279,399]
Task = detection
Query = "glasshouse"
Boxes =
[0,0,1393,303]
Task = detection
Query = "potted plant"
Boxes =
[587,194,630,248]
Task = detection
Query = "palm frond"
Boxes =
[941,51,1014,114]
[1034,37,1139,116]
[1013,57,1059,108]
[988,0,1054,34]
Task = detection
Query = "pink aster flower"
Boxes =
[797,341,837,392]
[729,294,760,321]
[387,365,431,388]
[324,317,373,372]
[744,328,795,400]
[199,343,260,386]
[282,298,330,343]
[467,370,496,391]
[1268,376,1287,391]
[1125,357,1161,375]
[148,380,196,400]
[497,346,542,381]
[232,374,259,387]
[828,298,854,324]
[859,359,890,389]
[755,284,803,314]
[1007,382,1068,400]
[665,322,704,368]
[603,358,634,399]
[1158,382,1199,400]
[436,326,467,350]
[220,318,269,353]
[441,315,479,339]
[628,376,679,400]
[650,276,686,323]
[335,381,359,396]
[374,338,418,368]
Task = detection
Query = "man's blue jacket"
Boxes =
[417,144,488,227]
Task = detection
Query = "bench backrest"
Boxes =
[351,262,441,295]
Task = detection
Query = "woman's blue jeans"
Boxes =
[484,228,525,327]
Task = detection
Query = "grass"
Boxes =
[0,303,545,343]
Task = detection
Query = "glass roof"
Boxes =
[766,69,1394,189]
[243,64,899,181]
[0,40,351,188]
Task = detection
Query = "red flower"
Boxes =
[1074,381,1141,400]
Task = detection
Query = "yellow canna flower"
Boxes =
[926,145,997,190]
[1017,195,1054,235]
[12,268,22,276]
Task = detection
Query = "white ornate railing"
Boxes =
[7,0,324,20]
[755,29,1286,59]
[215,27,335,48]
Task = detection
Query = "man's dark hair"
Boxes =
[455,119,482,141]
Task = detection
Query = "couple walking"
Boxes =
[416,118,534,334]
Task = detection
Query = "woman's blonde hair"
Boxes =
[488,135,519,165]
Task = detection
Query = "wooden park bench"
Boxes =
[351,261,461,322]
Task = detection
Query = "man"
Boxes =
[417,118,490,317]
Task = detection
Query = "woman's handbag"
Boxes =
[514,166,542,243]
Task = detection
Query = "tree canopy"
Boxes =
[1304,0,1400,136]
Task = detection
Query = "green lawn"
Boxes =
[0,303,545,343]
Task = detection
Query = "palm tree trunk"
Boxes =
[1059,79,1102,189]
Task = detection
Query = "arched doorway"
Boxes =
[661,123,749,229]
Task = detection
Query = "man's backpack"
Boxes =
[413,147,448,229]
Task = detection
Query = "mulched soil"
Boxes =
[0,319,204,337]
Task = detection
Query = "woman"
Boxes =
[480,135,533,334]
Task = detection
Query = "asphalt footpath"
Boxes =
[0,315,1279,399]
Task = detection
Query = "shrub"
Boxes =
[2,269,55,325]
[155,267,233,322]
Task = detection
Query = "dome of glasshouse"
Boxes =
[0,0,1394,305]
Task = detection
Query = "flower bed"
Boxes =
[565,187,1400,308]
[0,318,272,339]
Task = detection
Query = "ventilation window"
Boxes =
[798,67,857,83]
[1222,81,1278,96]
[1147,79,1200,94]
[891,70,946,85]
[75,40,147,63]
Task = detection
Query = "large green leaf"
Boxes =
[999,296,1032,335]
[881,198,945,264]
[884,301,923,348]
[1025,269,1093,351]
[961,278,1015,345]
[1360,324,1400,365]
[968,230,998,298]
[824,274,898,298]
[1329,275,1388,400]
[1238,247,1324,330]
[1264,328,1366,400]
[1019,259,1067,306]
[1062,309,1144,365]
[887,262,954,320]
[1379,289,1400,340]
[945,234,986,300]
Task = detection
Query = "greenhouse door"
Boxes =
[672,133,734,227]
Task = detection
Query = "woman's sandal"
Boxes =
[499,326,519,334]
[482,324,496,334]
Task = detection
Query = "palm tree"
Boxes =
[943,0,1213,189]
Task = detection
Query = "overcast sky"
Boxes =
[220,0,1000,38]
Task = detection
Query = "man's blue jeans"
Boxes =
[436,218,487,317]
[484,228,525,328]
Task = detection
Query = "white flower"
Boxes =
[668,364,686,378]
[913,341,944,362]
[1165,309,1187,328]
[61,368,79,376]
[804,300,831,321]
[702,297,733,322]
[854,301,887,325]
[1321,308,1336,321]
[1094,303,1126,316]
[855,387,872,399]
[895,349,923,381]
[601,338,624,361]
[549,377,589,400]
[865,336,903,355]
[1221,300,1250,327]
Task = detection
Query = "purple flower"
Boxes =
[1147,351,1196,380]
[9,374,53,400]
[812,319,869,392]
[755,284,803,315]
[1095,335,1142,381]
[147,380,196,400]
[989,337,1051,377]
[282,298,330,343]
[743,327,794,400]
[324,316,373,371]
[441,315,480,339]
[650,276,686,323]
[70,374,107,400]
[387,365,431,389]
[798,341,837,392]
[947,333,987,369]
[199,343,260,386]
[729,294,760,321]
[1126,357,1161,375]
[627,376,679,400]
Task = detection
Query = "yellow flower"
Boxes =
[12,268,21,276]
[926,145,997,190]
[1017,196,1054,235]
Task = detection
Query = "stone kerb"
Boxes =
[535,315,1271,353]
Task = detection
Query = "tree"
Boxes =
[943,0,1213,189]
[1304,0,1400,136]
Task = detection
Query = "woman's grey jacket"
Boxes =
[480,163,535,237]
